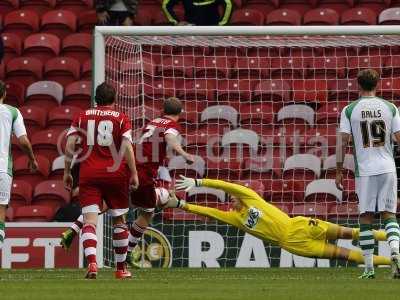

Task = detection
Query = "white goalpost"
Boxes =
[93,26,400,268]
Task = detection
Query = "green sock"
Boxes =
[359,223,375,271]
[384,218,400,255]
[0,221,5,244]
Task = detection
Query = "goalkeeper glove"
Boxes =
[163,190,185,208]
[175,175,202,192]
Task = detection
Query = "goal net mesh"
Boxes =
[101,33,400,268]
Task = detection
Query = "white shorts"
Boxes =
[0,173,12,206]
[356,172,398,214]
[81,204,128,217]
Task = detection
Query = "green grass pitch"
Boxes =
[1,268,400,300]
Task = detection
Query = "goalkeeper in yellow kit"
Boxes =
[165,176,391,266]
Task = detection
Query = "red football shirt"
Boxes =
[67,106,132,178]
[135,116,181,180]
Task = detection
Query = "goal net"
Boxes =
[94,26,400,268]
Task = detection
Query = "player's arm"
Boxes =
[13,109,38,172]
[391,105,400,143]
[64,134,79,191]
[176,176,262,203]
[336,107,352,190]
[121,136,139,189]
[165,132,195,164]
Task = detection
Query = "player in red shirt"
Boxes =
[63,82,139,279]
[127,97,195,262]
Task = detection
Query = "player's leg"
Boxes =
[0,173,12,249]
[378,172,400,278]
[325,222,386,241]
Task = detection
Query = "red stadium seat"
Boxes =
[264,179,305,203]
[243,3,274,17]
[25,80,63,109]
[62,80,91,109]
[378,78,400,100]
[32,180,70,211]
[143,79,179,101]
[23,33,60,63]
[303,8,339,25]
[3,10,40,38]
[279,0,313,15]
[4,81,25,107]
[14,205,55,222]
[19,105,47,135]
[14,155,50,188]
[81,58,91,80]
[61,33,91,63]
[44,56,80,85]
[347,56,383,78]
[304,179,342,202]
[133,5,154,25]
[31,129,66,161]
[327,78,359,102]
[20,0,56,15]
[0,0,18,16]
[379,7,400,24]
[322,154,354,179]
[316,1,351,15]
[184,126,222,156]
[168,155,206,178]
[159,56,195,78]
[194,56,234,79]
[266,9,301,25]
[253,80,291,103]
[277,104,315,126]
[6,57,43,88]
[242,157,281,180]
[283,154,321,183]
[40,10,77,39]
[292,203,330,218]
[10,180,33,208]
[230,8,265,25]
[77,10,96,33]
[178,79,215,101]
[216,79,254,103]
[47,105,81,131]
[292,79,328,104]
[200,105,239,128]
[206,158,242,180]
[307,57,346,79]
[232,57,270,79]
[316,102,347,124]
[270,57,306,79]
[119,56,155,81]
[341,7,377,25]
[239,103,275,125]
[304,125,337,156]
[383,55,400,78]
[56,0,93,13]
[329,203,359,218]
[1,33,22,63]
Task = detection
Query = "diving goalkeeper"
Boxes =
[165,176,392,268]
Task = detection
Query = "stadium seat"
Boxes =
[4,81,25,107]
[221,128,259,159]
[44,56,80,85]
[81,58,91,80]
[253,80,291,103]
[378,78,400,99]
[347,56,383,78]
[317,0,352,14]
[303,8,339,25]
[77,10,96,33]
[20,0,56,15]
[143,79,179,101]
[6,57,43,88]
[40,10,77,39]
[340,7,377,25]
[383,55,400,78]
[215,79,254,103]
[23,33,60,63]
[379,7,400,24]
[14,155,50,188]
[62,80,91,109]
[304,125,337,156]
[292,203,330,218]
[61,33,91,63]
[133,5,154,25]
[264,179,304,203]
[206,157,242,180]
[10,180,33,208]
[3,10,40,38]
[49,154,64,180]
[304,179,342,202]
[178,79,215,101]
[327,78,359,102]
[184,126,222,157]
[322,154,354,179]
[55,0,93,12]
[168,155,206,178]
[47,105,81,131]
[343,178,357,202]
[159,56,195,78]
[316,102,347,124]
[307,57,346,79]
[270,57,306,79]
[283,154,321,182]
[292,79,328,104]
[329,203,359,218]
[25,80,63,109]
[0,0,19,16]
[242,157,281,180]
[2,33,22,63]
[232,57,270,79]
[200,105,239,128]
[239,103,275,125]
[32,180,70,211]
[230,8,265,25]
[277,104,315,126]
[19,105,47,135]
[14,205,55,222]
[265,9,301,25]
[120,56,155,80]
[194,56,234,79]
[31,129,65,161]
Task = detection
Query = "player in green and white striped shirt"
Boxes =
[0,80,38,249]
[337,69,400,279]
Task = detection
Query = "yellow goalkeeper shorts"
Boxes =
[280,216,330,258]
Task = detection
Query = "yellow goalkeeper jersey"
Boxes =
[186,179,291,245]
